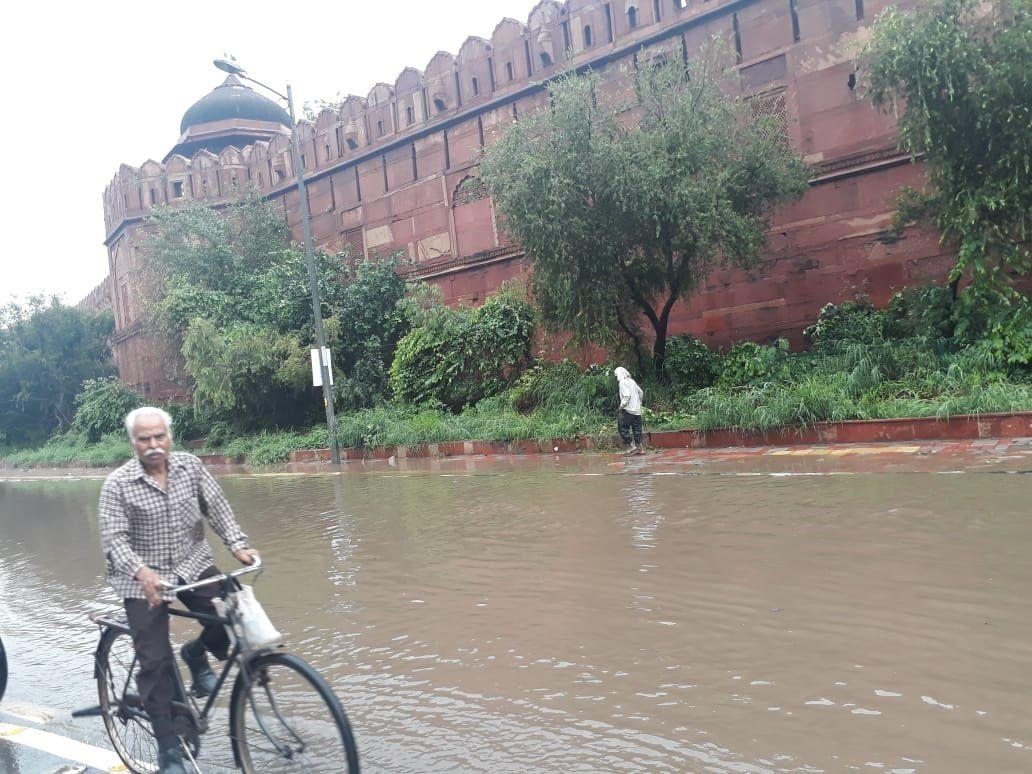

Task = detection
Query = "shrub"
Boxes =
[72,378,142,442]
[334,338,391,412]
[976,295,1032,372]
[887,284,954,340]
[716,340,789,388]
[390,311,466,408]
[331,258,410,411]
[390,289,536,411]
[804,300,890,349]
[664,336,719,396]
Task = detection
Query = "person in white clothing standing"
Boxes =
[613,367,645,454]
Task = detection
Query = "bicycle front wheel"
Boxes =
[230,651,359,773]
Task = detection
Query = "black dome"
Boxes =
[179,75,291,134]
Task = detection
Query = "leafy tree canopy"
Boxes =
[862,0,1031,295]
[0,298,115,447]
[333,257,410,411]
[481,49,809,373]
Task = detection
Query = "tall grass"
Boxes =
[685,341,1032,433]
[1,432,131,468]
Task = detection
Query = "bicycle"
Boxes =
[74,558,359,773]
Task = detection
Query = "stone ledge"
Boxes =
[286,412,1032,463]
[4,413,1027,471]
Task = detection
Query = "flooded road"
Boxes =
[1,454,1030,772]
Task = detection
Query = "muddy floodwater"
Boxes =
[1,454,1030,772]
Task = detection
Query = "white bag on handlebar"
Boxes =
[217,585,282,650]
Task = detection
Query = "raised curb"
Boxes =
[280,411,1032,464]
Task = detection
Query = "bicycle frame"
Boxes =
[81,559,268,735]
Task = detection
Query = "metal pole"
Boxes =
[285,84,341,464]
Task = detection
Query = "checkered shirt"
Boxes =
[98,451,249,601]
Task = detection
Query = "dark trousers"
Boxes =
[618,410,643,445]
[124,566,230,723]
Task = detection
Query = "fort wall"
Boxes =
[99,0,948,399]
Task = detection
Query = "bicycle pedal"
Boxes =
[70,704,104,718]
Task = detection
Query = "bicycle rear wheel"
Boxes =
[96,627,159,774]
[230,651,359,773]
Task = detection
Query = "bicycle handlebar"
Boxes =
[161,555,262,594]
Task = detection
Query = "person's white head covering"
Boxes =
[613,366,631,382]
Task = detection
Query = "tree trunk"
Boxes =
[651,314,669,377]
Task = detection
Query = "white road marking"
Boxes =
[1,699,57,724]
[0,722,127,772]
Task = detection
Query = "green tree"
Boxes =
[147,195,349,339]
[862,0,1031,297]
[0,298,115,446]
[181,318,311,431]
[481,52,809,374]
[145,196,354,432]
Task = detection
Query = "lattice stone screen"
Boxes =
[454,176,490,206]
[748,89,789,147]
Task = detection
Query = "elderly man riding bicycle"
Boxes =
[98,407,259,774]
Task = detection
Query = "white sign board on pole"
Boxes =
[310,347,333,387]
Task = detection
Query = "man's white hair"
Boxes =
[124,407,174,440]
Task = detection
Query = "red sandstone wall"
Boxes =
[100,0,940,393]
[76,275,114,314]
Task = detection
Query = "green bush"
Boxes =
[804,300,890,349]
[331,258,410,411]
[887,284,955,340]
[664,336,719,396]
[390,289,536,411]
[716,340,789,388]
[72,378,142,442]
[977,298,1032,372]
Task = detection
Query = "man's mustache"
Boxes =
[144,449,166,457]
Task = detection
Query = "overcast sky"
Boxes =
[0,0,536,305]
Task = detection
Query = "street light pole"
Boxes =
[213,60,340,463]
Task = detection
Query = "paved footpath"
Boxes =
[631,436,1032,475]
[0,700,123,773]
